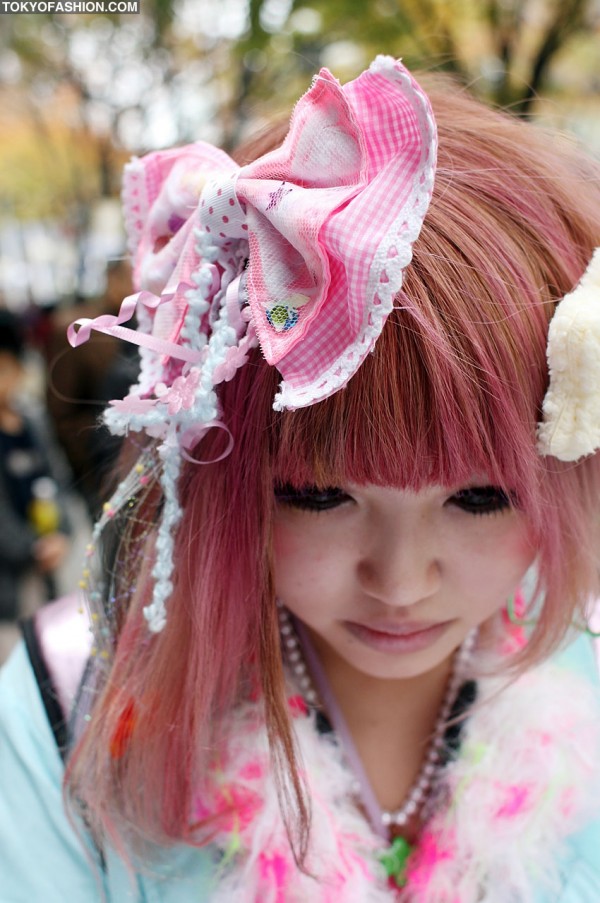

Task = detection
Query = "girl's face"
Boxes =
[273,480,535,682]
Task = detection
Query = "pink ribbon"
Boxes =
[67,284,202,365]
[180,421,235,464]
[117,56,437,411]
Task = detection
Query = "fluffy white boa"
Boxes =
[195,651,600,902]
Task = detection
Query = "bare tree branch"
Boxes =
[514,0,588,114]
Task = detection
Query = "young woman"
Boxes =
[1,57,600,902]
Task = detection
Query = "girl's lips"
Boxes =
[343,619,453,654]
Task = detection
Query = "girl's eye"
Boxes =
[274,485,352,512]
[449,486,511,515]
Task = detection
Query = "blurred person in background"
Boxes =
[0,309,71,622]
[45,259,138,518]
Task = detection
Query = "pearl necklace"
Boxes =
[277,602,477,832]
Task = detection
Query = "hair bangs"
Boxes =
[269,300,543,533]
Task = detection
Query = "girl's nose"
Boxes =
[356,518,441,608]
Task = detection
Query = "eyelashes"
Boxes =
[274,484,351,512]
[274,484,513,516]
[448,486,512,516]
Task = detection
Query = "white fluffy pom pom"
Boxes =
[538,247,600,461]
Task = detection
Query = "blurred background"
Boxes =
[0,0,599,661]
[1,0,599,311]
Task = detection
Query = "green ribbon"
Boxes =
[379,835,413,888]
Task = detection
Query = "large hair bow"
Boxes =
[69,56,437,631]
[71,56,436,415]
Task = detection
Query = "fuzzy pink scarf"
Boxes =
[193,647,600,902]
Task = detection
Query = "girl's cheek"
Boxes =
[272,523,317,589]
[272,527,292,561]
[499,518,537,567]
[273,520,312,564]
[450,517,535,592]
[475,523,536,581]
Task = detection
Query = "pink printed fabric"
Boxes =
[86,56,437,411]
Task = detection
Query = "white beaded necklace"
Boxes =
[277,601,477,833]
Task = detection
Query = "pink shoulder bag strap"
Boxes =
[21,594,92,760]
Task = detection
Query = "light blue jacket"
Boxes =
[1,637,599,902]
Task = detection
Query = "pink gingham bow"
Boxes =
[71,55,437,415]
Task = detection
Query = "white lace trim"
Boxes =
[121,157,148,260]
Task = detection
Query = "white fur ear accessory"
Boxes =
[538,248,600,461]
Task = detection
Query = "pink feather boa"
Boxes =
[192,647,600,902]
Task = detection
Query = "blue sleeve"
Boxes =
[547,634,600,903]
[0,643,104,902]
[547,839,600,903]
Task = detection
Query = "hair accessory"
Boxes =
[68,56,437,632]
[538,248,600,462]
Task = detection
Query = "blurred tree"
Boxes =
[484,0,593,112]
[235,0,600,119]
[1,3,182,211]
[0,95,104,220]
[0,1,240,297]
[1,0,598,302]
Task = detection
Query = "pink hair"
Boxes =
[66,77,600,861]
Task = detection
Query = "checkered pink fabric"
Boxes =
[90,56,437,410]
